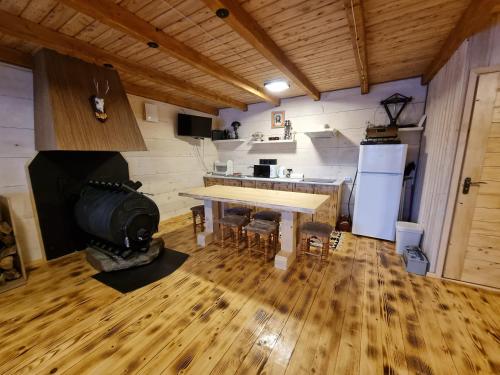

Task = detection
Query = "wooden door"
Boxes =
[443,72,500,289]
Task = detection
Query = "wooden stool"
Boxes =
[245,219,279,261]
[190,205,205,234]
[224,206,252,219]
[218,215,250,254]
[298,221,333,263]
[253,210,281,223]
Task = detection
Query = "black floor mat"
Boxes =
[92,248,189,293]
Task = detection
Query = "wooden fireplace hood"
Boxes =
[34,49,146,151]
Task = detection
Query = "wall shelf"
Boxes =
[249,139,296,144]
[399,127,424,132]
[212,139,247,144]
[304,129,337,138]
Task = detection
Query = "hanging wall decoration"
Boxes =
[271,111,285,128]
[90,78,110,123]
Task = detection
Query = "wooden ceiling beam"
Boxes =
[0,10,247,111]
[0,45,219,115]
[422,0,499,84]
[200,0,321,101]
[0,45,33,69]
[59,0,279,106]
[344,0,369,94]
[123,83,219,116]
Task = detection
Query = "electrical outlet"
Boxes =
[344,176,353,183]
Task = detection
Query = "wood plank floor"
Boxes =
[0,213,499,374]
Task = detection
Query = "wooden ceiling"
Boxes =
[0,0,486,114]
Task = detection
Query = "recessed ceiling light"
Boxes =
[264,80,290,93]
[147,41,159,48]
[216,8,229,18]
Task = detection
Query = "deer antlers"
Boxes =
[93,78,110,97]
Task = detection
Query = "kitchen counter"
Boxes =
[204,174,343,186]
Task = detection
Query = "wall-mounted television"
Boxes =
[177,113,212,138]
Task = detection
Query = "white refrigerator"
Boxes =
[352,144,407,241]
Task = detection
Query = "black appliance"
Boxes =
[177,113,212,138]
[211,129,228,140]
[254,165,272,178]
[74,180,160,258]
[259,159,277,165]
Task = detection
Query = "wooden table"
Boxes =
[179,185,329,270]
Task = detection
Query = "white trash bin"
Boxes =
[396,221,423,254]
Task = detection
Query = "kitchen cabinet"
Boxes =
[273,182,294,191]
[204,177,224,187]
[294,183,314,229]
[223,179,242,209]
[223,179,242,187]
[241,180,256,188]
[255,181,273,190]
[313,185,341,229]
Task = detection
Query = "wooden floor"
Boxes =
[0,214,499,375]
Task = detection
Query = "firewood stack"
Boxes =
[0,220,21,285]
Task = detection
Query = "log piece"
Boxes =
[0,233,15,246]
[0,245,16,259]
[4,269,21,280]
[0,221,12,234]
[86,237,164,272]
[0,255,14,270]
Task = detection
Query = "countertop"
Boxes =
[204,173,343,186]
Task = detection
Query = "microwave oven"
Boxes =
[254,164,279,178]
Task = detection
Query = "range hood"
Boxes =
[33,49,146,151]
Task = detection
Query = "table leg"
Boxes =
[197,200,220,247]
[274,210,297,270]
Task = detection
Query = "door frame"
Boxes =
[435,65,500,277]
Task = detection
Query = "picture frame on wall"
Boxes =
[271,111,285,128]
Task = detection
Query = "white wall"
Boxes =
[414,18,500,273]
[218,78,427,214]
[124,95,218,219]
[0,62,216,263]
[0,63,41,264]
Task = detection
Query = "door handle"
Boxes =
[463,177,486,194]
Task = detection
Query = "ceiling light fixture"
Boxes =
[264,80,290,93]
[216,8,229,18]
[147,41,159,48]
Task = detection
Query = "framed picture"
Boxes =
[271,111,285,128]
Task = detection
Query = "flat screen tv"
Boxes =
[177,113,212,138]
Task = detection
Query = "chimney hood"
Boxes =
[33,49,146,151]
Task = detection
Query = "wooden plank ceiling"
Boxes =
[0,0,475,113]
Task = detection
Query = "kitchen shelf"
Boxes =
[399,127,424,132]
[212,138,247,143]
[250,139,296,144]
[304,129,337,138]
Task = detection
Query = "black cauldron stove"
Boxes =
[74,180,160,259]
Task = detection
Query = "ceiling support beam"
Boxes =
[422,0,500,84]
[59,0,279,106]
[0,10,247,111]
[200,0,321,101]
[123,83,219,116]
[344,0,369,94]
[0,45,33,69]
[0,45,219,115]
